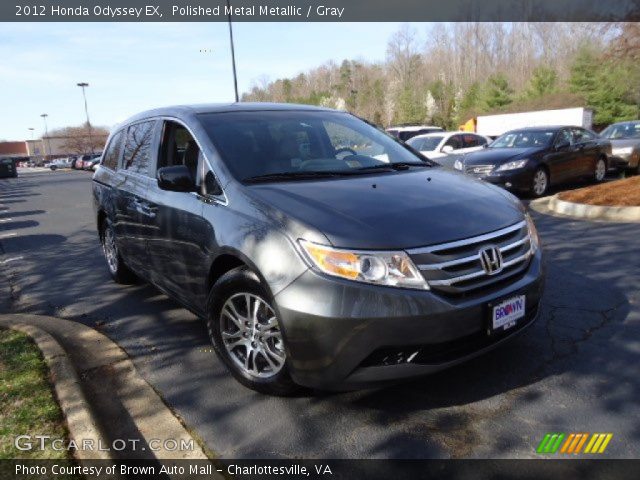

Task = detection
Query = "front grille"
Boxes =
[465,164,494,176]
[407,221,532,298]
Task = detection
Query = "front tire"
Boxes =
[100,219,136,284]
[206,267,299,396]
[531,167,549,197]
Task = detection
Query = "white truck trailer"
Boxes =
[476,107,593,137]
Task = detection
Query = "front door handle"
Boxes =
[133,199,156,218]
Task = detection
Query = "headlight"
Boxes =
[496,159,529,171]
[613,147,633,155]
[298,240,428,290]
[525,213,540,253]
[454,159,463,170]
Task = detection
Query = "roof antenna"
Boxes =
[226,0,240,103]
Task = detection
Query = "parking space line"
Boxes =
[0,256,23,265]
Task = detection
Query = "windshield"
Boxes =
[600,122,640,139]
[490,130,554,148]
[199,111,429,182]
[407,136,443,151]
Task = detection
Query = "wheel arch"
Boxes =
[207,248,273,299]
[97,210,107,240]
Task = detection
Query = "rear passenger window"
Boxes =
[123,121,155,175]
[101,130,123,170]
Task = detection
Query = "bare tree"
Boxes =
[51,124,109,155]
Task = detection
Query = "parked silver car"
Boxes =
[600,121,640,173]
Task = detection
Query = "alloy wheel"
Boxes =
[595,159,606,182]
[533,169,548,196]
[103,226,118,274]
[220,293,285,378]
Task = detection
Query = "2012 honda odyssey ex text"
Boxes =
[92,103,544,395]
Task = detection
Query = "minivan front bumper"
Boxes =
[274,248,544,390]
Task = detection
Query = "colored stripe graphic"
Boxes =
[537,433,565,454]
[584,433,613,454]
[574,433,589,453]
[541,433,613,454]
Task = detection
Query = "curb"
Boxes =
[3,323,115,462]
[0,314,214,472]
[546,194,640,222]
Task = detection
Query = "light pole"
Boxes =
[40,114,51,160]
[77,82,93,154]
[225,0,239,102]
[28,127,34,139]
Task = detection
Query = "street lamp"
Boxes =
[40,114,51,160]
[226,0,239,103]
[77,82,93,154]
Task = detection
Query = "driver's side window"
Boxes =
[444,135,463,150]
[158,120,223,197]
[158,121,202,183]
[555,130,573,147]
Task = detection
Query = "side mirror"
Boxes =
[441,145,454,154]
[483,143,489,148]
[555,140,570,151]
[157,165,196,192]
[204,171,223,196]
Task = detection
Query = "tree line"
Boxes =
[242,23,640,129]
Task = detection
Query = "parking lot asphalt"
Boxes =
[1,170,638,459]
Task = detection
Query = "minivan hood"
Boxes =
[463,147,542,165]
[246,169,524,249]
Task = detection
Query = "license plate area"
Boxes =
[488,294,526,335]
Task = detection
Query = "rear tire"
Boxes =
[100,219,136,284]
[206,267,299,396]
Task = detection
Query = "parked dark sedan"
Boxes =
[0,158,18,178]
[92,103,544,394]
[599,120,640,173]
[456,126,611,196]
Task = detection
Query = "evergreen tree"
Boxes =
[525,67,558,98]
[483,74,514,110]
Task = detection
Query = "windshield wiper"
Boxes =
[357,162,433,172]
[244,171,357,184]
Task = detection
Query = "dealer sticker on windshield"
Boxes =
[492,295,526,331]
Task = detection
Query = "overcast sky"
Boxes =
[0,22,421,140]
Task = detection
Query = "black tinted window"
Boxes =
[123,121,154,175]
[102,130,123,170]
[444,135,463,149]
[461,134,480,148]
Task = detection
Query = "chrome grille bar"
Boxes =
[408,220,527,255]
[417,235,530,271]
[428,248,533,287]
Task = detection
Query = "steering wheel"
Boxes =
[335,147,358,159]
